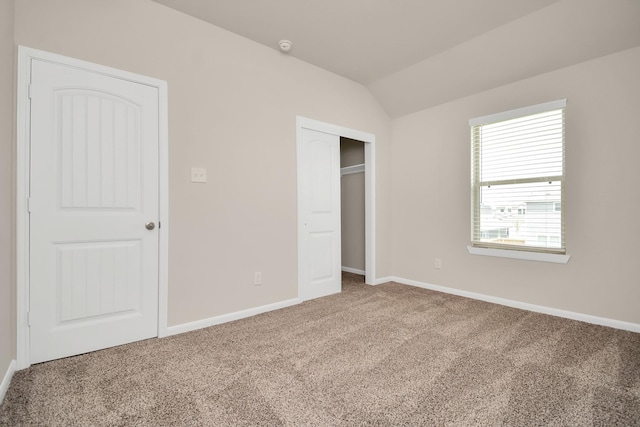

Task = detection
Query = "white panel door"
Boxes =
[298,127,341,300]
[29,59,160,364]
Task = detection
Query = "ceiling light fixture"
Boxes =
[278,40,293,52]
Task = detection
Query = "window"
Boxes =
[470,99,566,255]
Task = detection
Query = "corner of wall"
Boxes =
[1,0,17,398]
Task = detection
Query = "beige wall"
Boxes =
[390,46,640,324]
[340,138,365,271]
[13,0,391,326]
[1,0,15,376]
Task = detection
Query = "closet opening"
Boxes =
[340,137,366,283]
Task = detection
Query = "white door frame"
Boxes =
[296,116,376,294]
[15,46,169,370]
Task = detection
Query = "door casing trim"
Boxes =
[16,46,169,369]
[296,116,376,300]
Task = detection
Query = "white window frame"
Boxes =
[468,99,570,264]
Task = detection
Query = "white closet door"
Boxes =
[298,127,342,301]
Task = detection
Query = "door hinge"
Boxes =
[28,84,33,99]
[27,197,31,213]
[27,311,31,327]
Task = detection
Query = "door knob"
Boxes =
[145,221,156,230]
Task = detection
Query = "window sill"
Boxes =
[467,246,570,264]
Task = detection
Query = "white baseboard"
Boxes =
[1,359,16,404]
[376,276,640,333]
[165,297,302,336]
[165,275,639,338]
[374,276,394,285]
[342,266,365,275]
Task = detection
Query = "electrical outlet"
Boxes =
[254,272,262,286]
[435,258,442,269]
[191,167,207,183]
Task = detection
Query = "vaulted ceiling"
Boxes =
[152,0,640,118]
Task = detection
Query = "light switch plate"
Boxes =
[191,167,207,183]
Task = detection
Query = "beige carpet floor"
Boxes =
[1,273,639,426]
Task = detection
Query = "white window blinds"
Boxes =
[470,99,566,254]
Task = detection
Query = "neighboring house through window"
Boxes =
[470,99,566,255]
